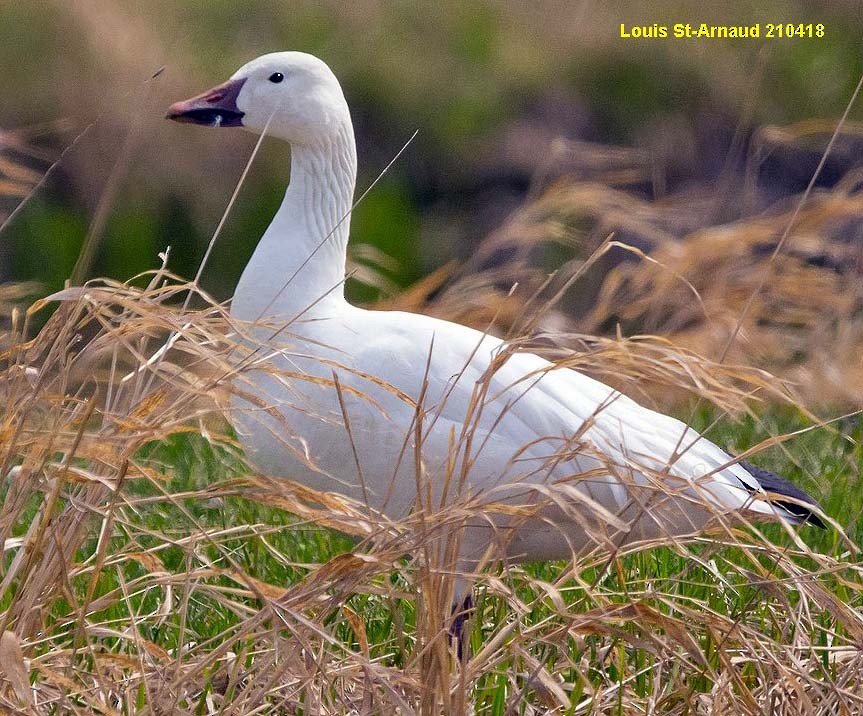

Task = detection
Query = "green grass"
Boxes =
[20,405,852,712]
[2,275,858,713]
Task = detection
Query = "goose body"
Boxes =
[168,52,822,565]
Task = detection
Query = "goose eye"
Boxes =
[268,72,285,84]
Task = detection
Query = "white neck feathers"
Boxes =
[232,118,357,323]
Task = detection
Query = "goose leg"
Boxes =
[450,592,474,661]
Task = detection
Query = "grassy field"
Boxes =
[2,9,863,708]
[3,125,863,714]
[0,272,861,714]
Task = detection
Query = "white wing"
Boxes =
[233,305,815,562]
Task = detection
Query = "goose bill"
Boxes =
[166,78,246,127]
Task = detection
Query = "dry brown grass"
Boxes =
[0,129,47,211]
[0,262,858,714]
[386,123,863,410]
[0,99,862,712]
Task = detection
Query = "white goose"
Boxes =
[167,52,822,581]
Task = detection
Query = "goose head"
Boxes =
[167,52,349,145]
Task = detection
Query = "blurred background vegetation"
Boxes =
[2,0,863,401]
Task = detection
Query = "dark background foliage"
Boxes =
[1,1,861,324]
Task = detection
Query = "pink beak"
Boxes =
[166,77,246,127]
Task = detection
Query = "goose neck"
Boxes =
[233,121,357,323]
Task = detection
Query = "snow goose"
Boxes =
[167,52,823,582]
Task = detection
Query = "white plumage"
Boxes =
[168,52,821,567]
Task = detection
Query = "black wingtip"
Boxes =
[739,460,826,528]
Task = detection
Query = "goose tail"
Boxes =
[739,460,826,528]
